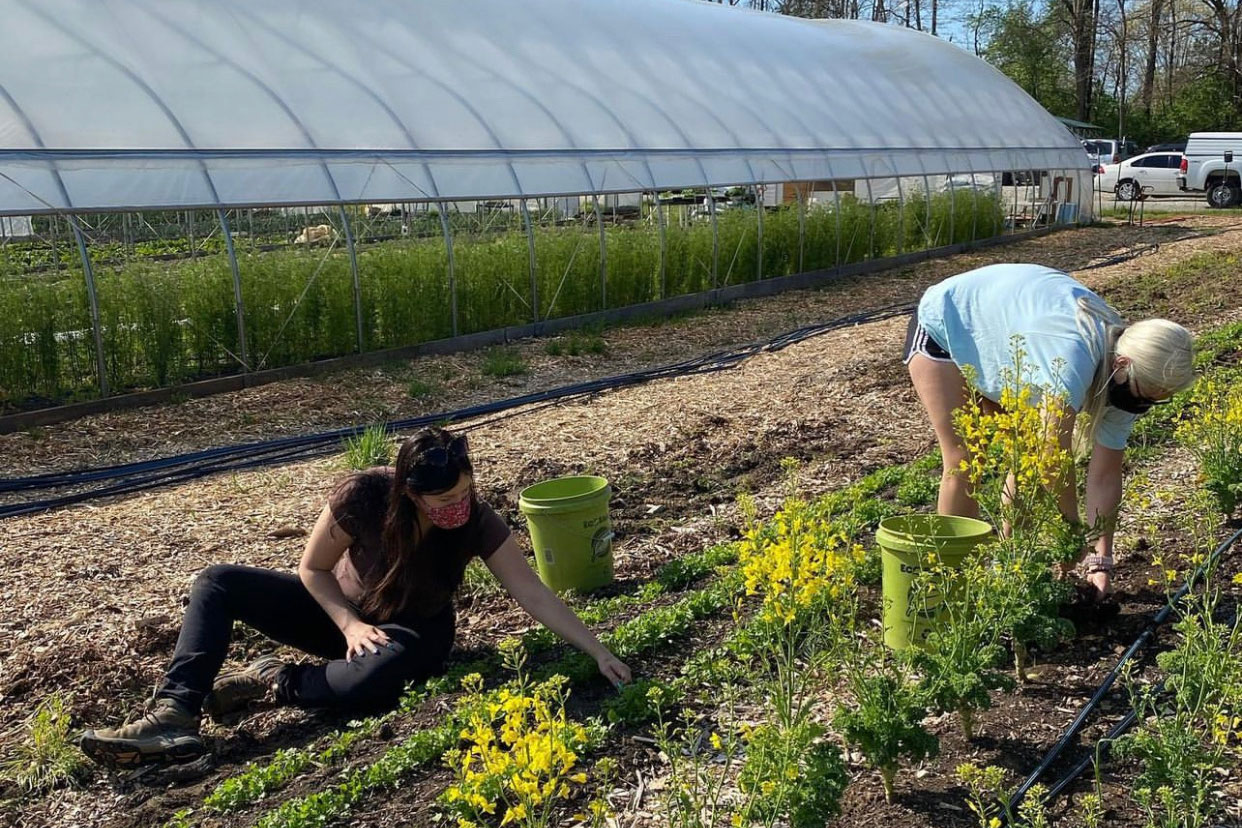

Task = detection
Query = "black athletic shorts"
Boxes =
[902,313,953,364]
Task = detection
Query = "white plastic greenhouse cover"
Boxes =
[0,0,1088,216]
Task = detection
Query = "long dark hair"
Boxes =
[362,426,474,621]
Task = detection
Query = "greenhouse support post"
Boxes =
[69,217,109,397]
[656,195,668,300]
[795,187,805,273]
[920,170,935,248]
[863,176,876,259]
[708,191,719,289]
[894,174,906,256]
[338,206,364,352]
[216,209,249,371]
[969,169,979,241]
[832,180,843,267]
[520,199,539,322]
[593,194,606,309]
[948,168,957,243]
[754,184,764,279]
[438,201,458,337]
[1011,170,1020,231]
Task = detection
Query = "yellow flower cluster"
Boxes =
[1210,712,1242,748]
[739,500,863,624]
[443,676,592,828]
[1176,375,1242,514]
[953,382,1071,501]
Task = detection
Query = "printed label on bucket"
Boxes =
[591,528,613,561]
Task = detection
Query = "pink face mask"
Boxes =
[423,492,472,530]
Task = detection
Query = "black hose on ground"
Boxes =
[0,302,915,519]
[1001,525,1242,822]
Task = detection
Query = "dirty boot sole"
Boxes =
[79,731,206,769]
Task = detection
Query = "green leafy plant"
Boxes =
[600,679,681,727]
[908,552,1016,739]
[406,377,437,399]
[737,721,848,828]
[460,558,503,597]
[545,332,607,357]
[833,646,938,801]
[340,423,393,469]
[0,693,85,792]
[479,347,529,378]
[1175,371,1242,515]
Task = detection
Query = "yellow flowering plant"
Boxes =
[649,687,746,828]
[736,720,847,828]
[1175,372,1242,516]
[656,472,853,828]
[440,646,602,828]
[951,347,1080,682]
[736,461,865,726]
[956,764,1057,828]
[1113,512,1242,828]
[738,493,865,630]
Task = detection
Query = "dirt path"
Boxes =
[3,215,1242,828]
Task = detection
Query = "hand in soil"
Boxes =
[597,653,632,688]
[1060,581,1121,626]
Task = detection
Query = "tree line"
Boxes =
[708,0,1242,146]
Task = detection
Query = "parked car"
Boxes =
[1145,141,1187,154]
[1083,138,1139,165]
[1177,132,1242,208]
[1095,152,1185,200]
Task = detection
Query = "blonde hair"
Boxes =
[1116,319,1195,397]
[1075,299,1194,451]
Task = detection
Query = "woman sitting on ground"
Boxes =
[81,426,631,767]
[903,263,1194,600]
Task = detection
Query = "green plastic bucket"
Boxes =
[876,514,993,650]
[518,476,615,593]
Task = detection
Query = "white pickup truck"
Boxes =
[1177,132,1242,208]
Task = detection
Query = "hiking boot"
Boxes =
[204,655,288,721]
[79,698,204,768]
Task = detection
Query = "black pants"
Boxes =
[156,564,454,714]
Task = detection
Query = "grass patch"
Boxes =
[340,424,394,469]
[545,332,608,357]
[1,693,85,793]
[1106,250,1242,322]
[479,347,528,378]
[460,558,503,597]
[405,377,438,400]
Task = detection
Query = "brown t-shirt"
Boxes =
[327,467,511,618]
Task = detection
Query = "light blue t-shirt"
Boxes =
[917,264,1138,450]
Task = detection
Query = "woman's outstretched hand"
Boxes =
[343,620,391,662]
[597,652,632,688]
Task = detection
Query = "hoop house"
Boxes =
[0,0,1091,407]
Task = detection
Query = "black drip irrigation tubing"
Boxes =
[0,302,916,520]
[1001,525,1242,823]
[1077,243,1161,271]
